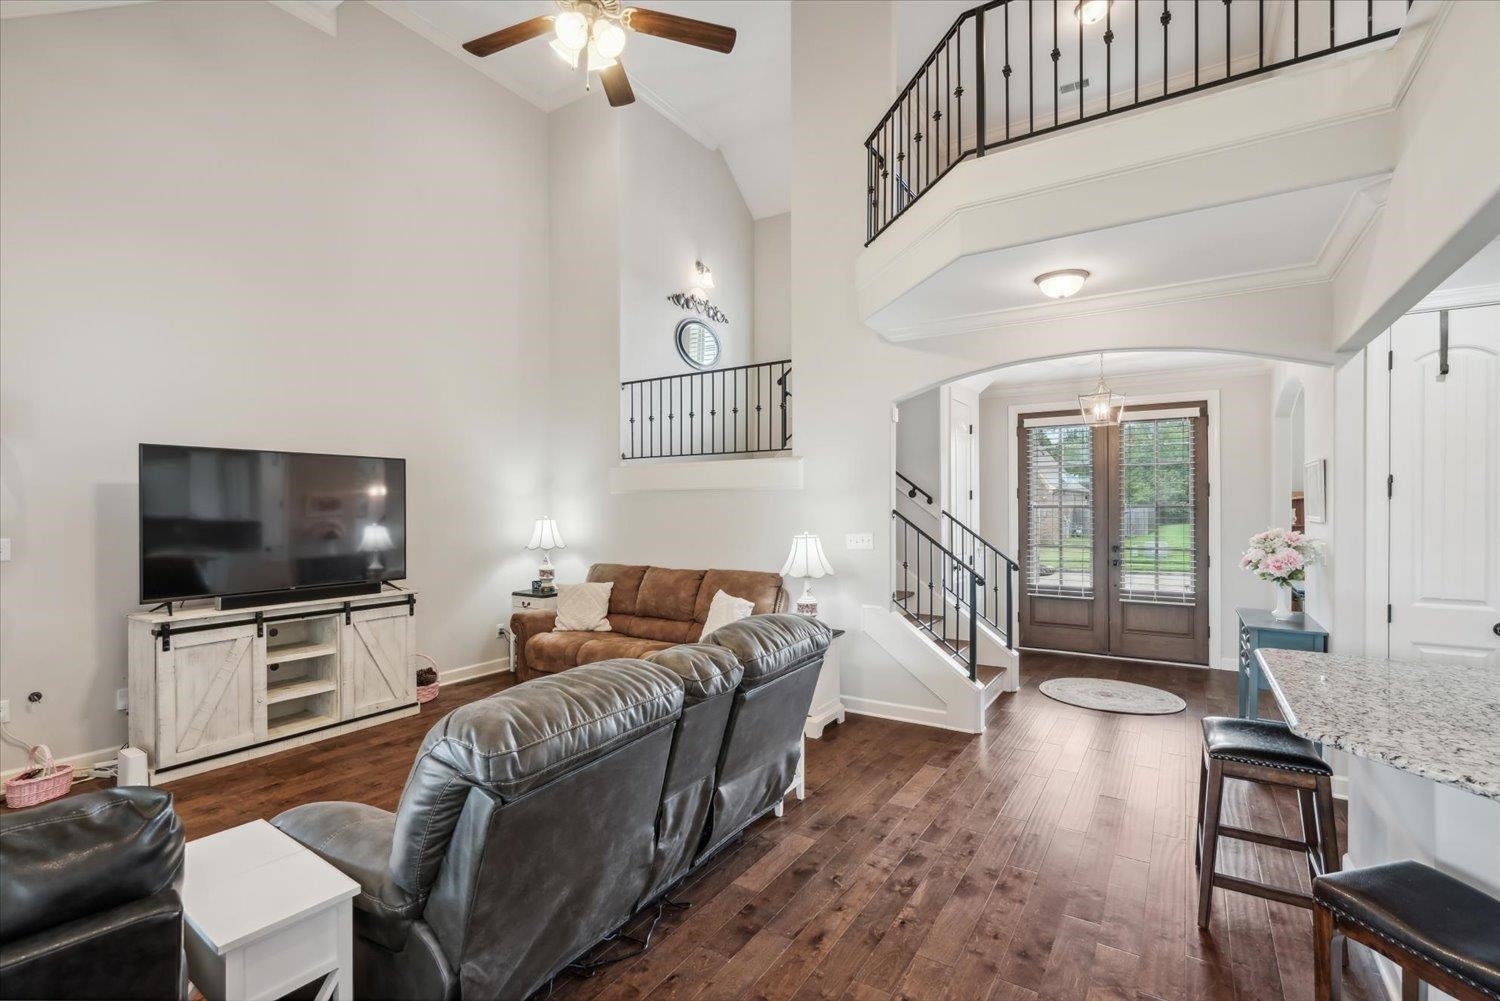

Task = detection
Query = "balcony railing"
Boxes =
[866,0,1409,243]
[621,360,791,461]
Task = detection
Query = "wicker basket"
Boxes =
[4,744,73,808]
[414,653,440,705]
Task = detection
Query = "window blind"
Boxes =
[1117,416,1197,605]
[1025,423,1094,599]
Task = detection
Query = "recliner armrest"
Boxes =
[510,608,559,678]
[272,802,420,951]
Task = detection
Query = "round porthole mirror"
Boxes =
[675,318,721,370]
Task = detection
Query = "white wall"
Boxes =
[618,102,754,381]
[978,363,1274,662]
[894,388,939,529]
[0,0,550,771]
[753,212,791,363]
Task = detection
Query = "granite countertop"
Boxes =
[1256,649,1500,801]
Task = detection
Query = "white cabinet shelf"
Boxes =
[266,710,338,741]
[266,640,339,665]
[266,677,339,704]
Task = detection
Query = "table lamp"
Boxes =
[781,533,834,617]
[359,523,393,573]
[527,517,565,591]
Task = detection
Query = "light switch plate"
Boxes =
[0,538,10,562]
[0,700,9,724]
[116,688,129,712]
[845,533,874,551]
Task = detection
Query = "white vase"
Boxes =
[1272,584,1296,620]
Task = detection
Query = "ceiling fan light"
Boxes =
[1034,268,1090,299]
[554,9,590,50]
[592,19,627,60]
[1074,0,1110,25]
[549,37,582,67]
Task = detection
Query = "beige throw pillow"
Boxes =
[700,589,755,638]
[553,582,613,632]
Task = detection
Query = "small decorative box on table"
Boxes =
[183,820,359,1001]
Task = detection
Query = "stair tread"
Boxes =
[976,665,1005,685]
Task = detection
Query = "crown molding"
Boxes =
[267,0,341,36]
[978,359,1273,399]
[1410,283,1500,313]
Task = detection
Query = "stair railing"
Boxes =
[621,359,791,460]
[942,510,1019,650]
[892,509,980,682]
[896,471,935,506]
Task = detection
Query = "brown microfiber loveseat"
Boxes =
[510,563,787,683]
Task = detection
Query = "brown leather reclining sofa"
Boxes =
[510,563,787,683]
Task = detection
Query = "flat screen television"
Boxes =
[139,444,407,605]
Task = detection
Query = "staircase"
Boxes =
[860,509,1020,734]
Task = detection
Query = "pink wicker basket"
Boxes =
[414,653,440,705]
[4,744,73,808]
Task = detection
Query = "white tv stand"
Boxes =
[127,588,420,782]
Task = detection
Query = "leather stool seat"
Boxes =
[1315,861,1500,998]
[1202,716,1332,775]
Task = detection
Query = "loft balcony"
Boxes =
[855,0,1440,344]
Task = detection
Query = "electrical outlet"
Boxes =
[497,623,508,639]
[116,688,129,712]
[845,533,874,551]
[0,700,9,724]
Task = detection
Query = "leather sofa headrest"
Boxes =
[645,644,744,703]
[706,614,833,690]
[0,788,184,944]
[416,659,683,800]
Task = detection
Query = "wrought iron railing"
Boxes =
[866,0,1408,243]
[621,360,791,461]
[896,471,935,505]
[892,509,981,681]
[943,510,1019,648]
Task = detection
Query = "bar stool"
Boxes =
[1196,716,1340,927]
[1314,861,1500,1001]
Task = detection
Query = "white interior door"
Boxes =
[1388,305,1500,668]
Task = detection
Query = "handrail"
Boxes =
[892,509,980,682]
[865,0,1407,243]
[620,359,791,461]
[942,510,1018,649]
[895,471,935,506]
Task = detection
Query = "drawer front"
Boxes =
[513,596,556,612]
[1258,631,1326,653]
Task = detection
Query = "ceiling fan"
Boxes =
[462,0,737,109]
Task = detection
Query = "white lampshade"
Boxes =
[359,523,393,552]
[527,517,565,552]
[780,533,834,580]
[592,19,626,60]
[553,10,589,50]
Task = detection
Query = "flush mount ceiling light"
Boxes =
[463,1,737,109]
[1074,0,1111,25]
[1079,354,1126,427]
[1034,268,1090,299]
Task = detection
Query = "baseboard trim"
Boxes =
[440,657,510,683]
[842,695,981,734]
[1020,646,1223,671]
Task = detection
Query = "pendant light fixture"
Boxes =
[1078,354,1125,426]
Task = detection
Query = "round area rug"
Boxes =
[1038,677,1186,715]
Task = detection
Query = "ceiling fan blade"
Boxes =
[624,7,736,53]
[462,15,554,58]
[601,61,636,108]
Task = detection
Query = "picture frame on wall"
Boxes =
[1304,458,1327,523]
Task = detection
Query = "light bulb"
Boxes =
[1074,0,1109,25]
[592,19,626,60]
[1034,268,1090,299]
[554,10,589,50]
[550,37,581,67]
[586,39,617,72]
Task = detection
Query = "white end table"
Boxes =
[183,820,360,1001]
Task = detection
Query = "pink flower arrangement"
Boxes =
[1240,528,1322,586]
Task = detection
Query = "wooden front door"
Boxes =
[1018,403,1210,665]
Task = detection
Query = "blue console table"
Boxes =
[1236,607,1328,719]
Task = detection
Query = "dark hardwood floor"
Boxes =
[21,654,1386,1001]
